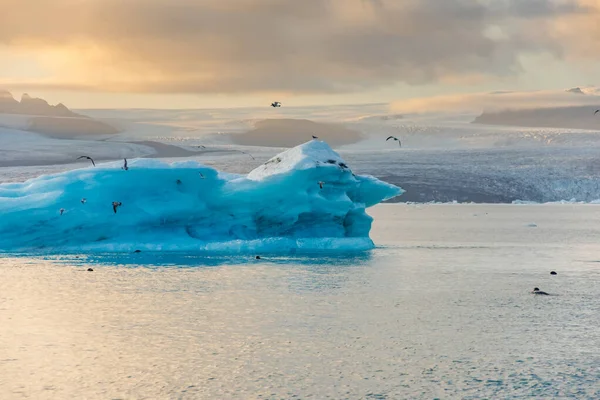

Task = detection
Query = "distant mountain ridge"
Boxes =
[0,90,120,137]
[0,91,85,118]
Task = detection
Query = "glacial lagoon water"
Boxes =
[1,204,599,399]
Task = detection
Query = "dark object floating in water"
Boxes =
[87,268,94,272]
[133,250,141,253]
[550,271,557,275]
[255,255,261,259]
[532,287,549,295]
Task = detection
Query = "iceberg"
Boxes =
[0,140,403,253]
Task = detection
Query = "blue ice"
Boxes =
[0,140,403,253]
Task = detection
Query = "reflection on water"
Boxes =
[21,250,374,268]
[1,204,600,399]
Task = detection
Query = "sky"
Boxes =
[1,0,599,109]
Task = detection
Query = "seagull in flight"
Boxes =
[318,181,324,189]
[231,149,255,160]
[112,201,122,214]
[59,208,65,215]
[386,136,402,147]
[122,158,128,170]
[77,156,95,166]
[81,198,87,204]
[271,101,281,108]
[595,109,599,115]
[196,145,206,149]
[312,135,319,139]
[199,172,206,179]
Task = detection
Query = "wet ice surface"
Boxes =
[1,204,600,399]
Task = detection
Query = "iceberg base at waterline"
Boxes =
[0,141,403,253]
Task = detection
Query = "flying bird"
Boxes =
[81,198,87,204]
[271,101,281,108]
[77,156,95,166]
[199,172,206,179]
[386,136,402,147]
[112,201,122,214]
[231,149,256,160]
[59,208,65,215]
[312,135,319,139]
[595,109,599,115]
[122,158,128,170]
[196,145,206,149]
[318,181,324,189]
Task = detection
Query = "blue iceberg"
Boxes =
[0,140,403,253]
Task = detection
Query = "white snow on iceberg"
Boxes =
[0,140,403,253]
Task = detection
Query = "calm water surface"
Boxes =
[1,204,600,399]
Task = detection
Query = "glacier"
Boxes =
[0,140,402,253]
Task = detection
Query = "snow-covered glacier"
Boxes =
[0,140,402,253]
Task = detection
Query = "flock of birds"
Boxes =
[67,136,340,217]
[61,158,129,216]
[59,103,600,265]
[66,101,405,217]
[65,104,600,219]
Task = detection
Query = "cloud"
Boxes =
[390,86,600,114]
[0,0,598,95]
